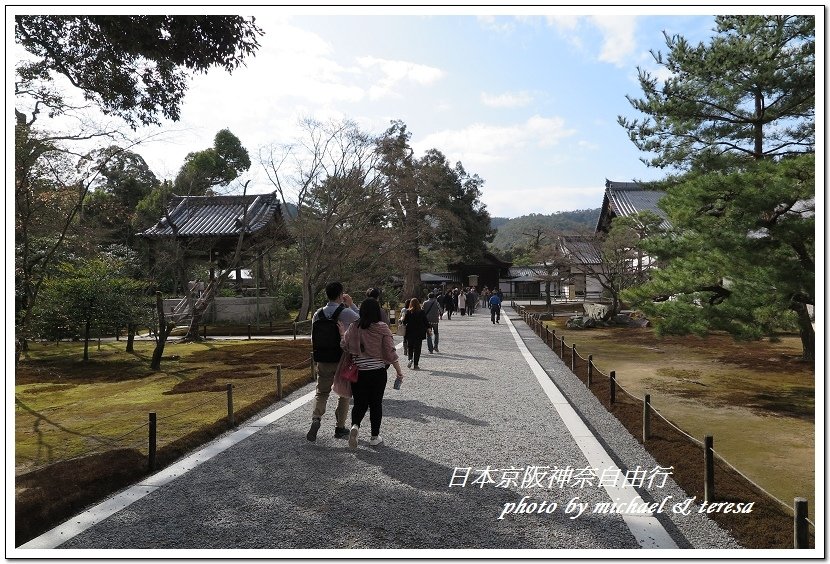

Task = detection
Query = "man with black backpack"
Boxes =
[308,281,359,441]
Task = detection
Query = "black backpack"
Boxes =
[312,304,346,362]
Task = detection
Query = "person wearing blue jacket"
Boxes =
[489,292,502,324]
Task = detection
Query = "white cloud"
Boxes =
[589,15,638,67]
[413,115,576,166]
[545,15,584,50]
[544,15,638,68]
[545,15,580,32]
[481,91,534,108]
[477,15,517,35]
[357,56,445,100]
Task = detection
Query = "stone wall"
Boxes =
[163,297,279,324]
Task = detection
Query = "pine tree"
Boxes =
[619,16,815,360]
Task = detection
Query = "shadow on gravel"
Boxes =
[426,370,488,381]
[355,443,466,493]
[383,398,489,427]
[353,444,639,549]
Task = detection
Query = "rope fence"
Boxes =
[292,319,313,339]
[511,302,814,549]
[15,351,316,478]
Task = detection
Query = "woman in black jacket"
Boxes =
[441,290,455,320]
[402,298,430,369]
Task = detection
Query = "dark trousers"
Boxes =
[407,338,424,366]
[491,304,501,323]
[351,367,388,436]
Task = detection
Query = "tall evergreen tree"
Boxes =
[377,121,494,298]
[618,16,815,360]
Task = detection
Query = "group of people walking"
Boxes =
[308,282,403,449]
[307,281,505,448]
[436,287,479,319]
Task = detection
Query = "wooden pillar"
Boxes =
[794,498,809,548]
[704,435,715,502]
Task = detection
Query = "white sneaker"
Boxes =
[349,424,359,448]
[369,435,383,446]
[407,359,413,368]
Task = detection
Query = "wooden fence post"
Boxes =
[560,335,564,357]
[643,394,651,441]
[704,435,715,503]
[794,497,809,548]
[203,324,207,339]
[587,355,593,386]
[610,371,616,404]
[247,324,252,340]
[571,344,576,371]
[276,364,283,399]
[148,412,157,473]
[226,384,235,428]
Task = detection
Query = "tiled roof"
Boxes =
[507,266,544,279]
[420,272,458,283]
[596,180,670,231]
[561,235,603,264]
[138,192,283,238]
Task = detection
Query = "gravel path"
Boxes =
[34,306,739,552]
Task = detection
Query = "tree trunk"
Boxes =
[151,291,175,370]
[602,287,620,321]
[544,280,552,309]
[794,302,815,362]
[184,280,218,341]
[83,317,91,361]
[126,323,135,353]
[403,258,422,301]
[298,280,314,321]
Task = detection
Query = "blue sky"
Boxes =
[12,6,810,218]
[135,8,724,218]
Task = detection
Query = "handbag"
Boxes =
[397,311,407,336]
[332,365,352,398]
[341,356,359,383]
[337,326,362,383]
[332,343,356,397]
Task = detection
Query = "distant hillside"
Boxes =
[489,208,600,251]
[490,217,511,230]
[282,201,299,218]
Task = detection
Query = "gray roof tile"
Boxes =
[138,192,283,238]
